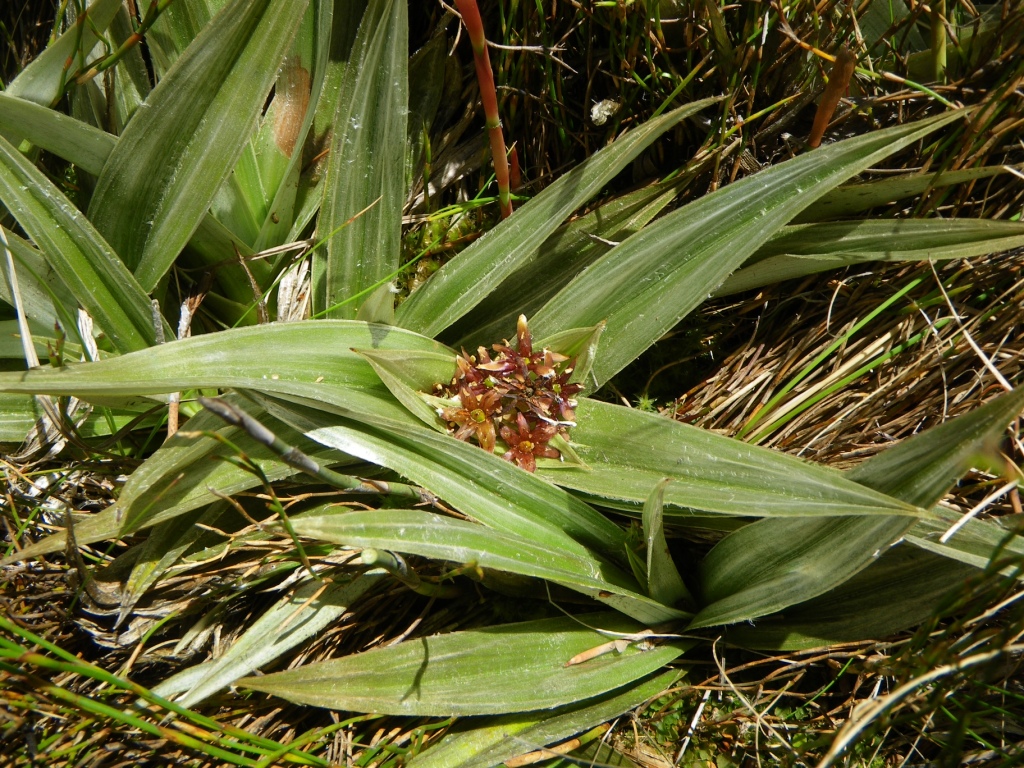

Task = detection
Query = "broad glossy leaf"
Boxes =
[396,98,720,337]
[407,669,681,768]
[290,508,680,621]
[0,94,115,176]
[0,135,160,353]
[642,479,691,608]
[538,399,918,518]
[5,0,122,106]
[152,572,383,707]
[796,164,1021,223]
[530,112,964,387]
[317,0,407,321]
[718,218,1024,296]
[87,0,309,290]
[240,613,691,715]
[695,386,1024,632]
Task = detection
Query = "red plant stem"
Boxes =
[455,0,513,218]
[808,46,857,149]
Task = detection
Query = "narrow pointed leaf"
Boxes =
[448,180,682,351]
[642,479,692,607]
[240,613,691,715]
[407,670,682,768]
[906,507,1024,579]
[0,321,450,424]
[725,545,980,650]
[0,135,159,352]
[537,399,918,518]
[87,0,310,290]
[717,218,1024,296]
[795,164,1022,223]
[154,573,383,707]
[354,347,452,430]
[0,94,115,176]
[5,0,122,106]
[693,386,1024,630]
[531,112,964,387]
[317,0,407,319]
[396,98,719,336]
[291,509,679,620]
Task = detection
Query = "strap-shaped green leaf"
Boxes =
[87,0,309,290]
[316,0,407,320]
[395,98,719,337]
[718,218,1024,296]
[5,0,122,106]
[693,386,1024,632]
[531,111,964,387]
[642,479,692,608]
[0,135,159,352]
[538,399,918,518]
[0,93,115,176]
[240,612,690,715]
[406,670,682,768]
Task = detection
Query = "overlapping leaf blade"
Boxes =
[317,0,407,321]
[0,135,159,353]
[240,613,691,716]
[395,98,720,337]
[703,386,1024,635]
[718,218,1024,296]
[87,0,309,290]
[530,112,964,387]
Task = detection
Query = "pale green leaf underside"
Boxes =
[240,612,690,715]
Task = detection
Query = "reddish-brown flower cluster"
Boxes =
[437,315,582,472]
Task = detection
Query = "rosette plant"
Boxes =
[2,1,1024,765]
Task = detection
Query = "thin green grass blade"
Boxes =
[530,112,964,387]
[717,218,1024,296]
[395,98,720,337]
[0,135,160,353]
[239,613,691,716]
[642,479,692,608]
[406,670,683,768]
[317,0,407,321]
[87,0,310,290]
[4,0,122,106]
[537,399,918,518]
[152,573,384,707]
